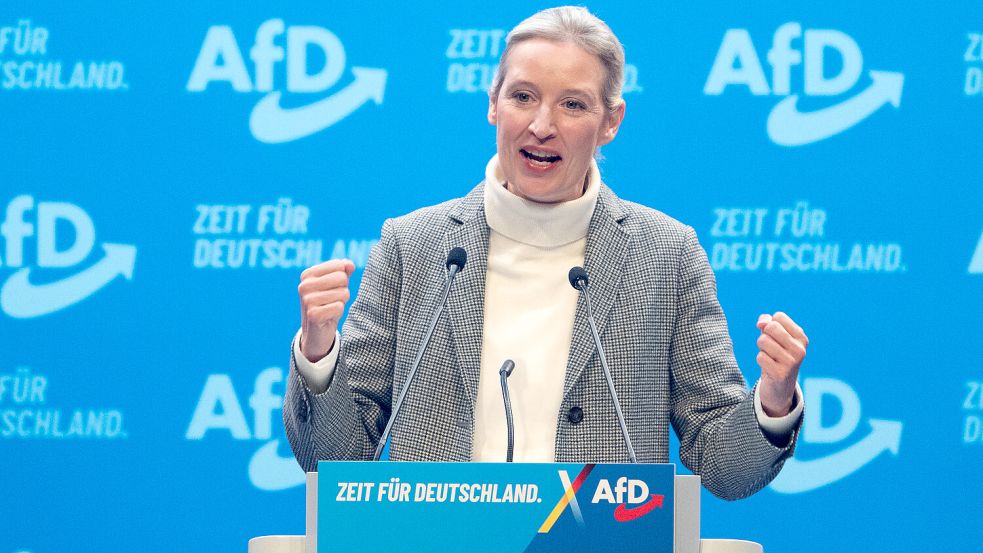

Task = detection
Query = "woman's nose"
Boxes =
[528,106,556,140]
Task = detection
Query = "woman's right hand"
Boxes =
[298,259,355,362]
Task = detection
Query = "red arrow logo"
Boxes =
[613,494,664,522]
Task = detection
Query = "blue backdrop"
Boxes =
[2,1,981,551]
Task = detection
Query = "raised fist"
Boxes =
[755,311,808,416]
[298,259,355,362]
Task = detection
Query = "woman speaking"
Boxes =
[284,6,807,500]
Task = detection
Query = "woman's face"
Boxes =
[488,38,625,204]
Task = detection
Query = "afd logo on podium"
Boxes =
[592,477,664,523]
[770,377,903,494]
[187,19,387,143]
[704,23,904,147]
[0,195,136,318]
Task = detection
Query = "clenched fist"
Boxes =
[298,259,355,363]
[755,311,808,417]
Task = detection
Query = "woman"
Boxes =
[285,6,807,500]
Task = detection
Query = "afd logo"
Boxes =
[770,377,902,494]
[186,19,387,143]
[0,195,136,318]
[969,230,983,274]
[592,477,665,522]
[542,466,665,532]
[704,23,904,146]
[186,367,304,491]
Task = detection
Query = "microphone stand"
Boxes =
[569,267,638,463]
[499,359,516,462]
[373,249,467,461]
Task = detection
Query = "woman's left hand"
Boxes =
[755,312,808,416]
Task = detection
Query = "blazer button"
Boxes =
[567,406,584,425]
[296,403,309,423]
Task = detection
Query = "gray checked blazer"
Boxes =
[284,182,800,500]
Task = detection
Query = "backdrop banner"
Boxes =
[2,2,980,552]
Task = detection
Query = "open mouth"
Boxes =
[520,148,562,168]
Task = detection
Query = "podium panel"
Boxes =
[315,461,675,552]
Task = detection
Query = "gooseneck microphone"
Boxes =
[568,266,638,463]
[373,247,468,461]
[498,359,516,463]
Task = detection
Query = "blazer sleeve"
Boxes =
[668,225,800,500]
[284,219,401,471]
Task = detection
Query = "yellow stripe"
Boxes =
[538,483,578,534]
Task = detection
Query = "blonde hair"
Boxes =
[490,6,625,113]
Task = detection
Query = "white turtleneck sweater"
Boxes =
[293,155,801,461]
[472,155,599,462]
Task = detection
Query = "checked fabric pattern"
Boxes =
[284,183,800,500]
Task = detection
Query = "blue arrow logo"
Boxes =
[969,231,983,274]
[770,418,902,494]
[767,70,904,146]
[249,439,305,491]
[1,243,137,318]
[249,67,387,143]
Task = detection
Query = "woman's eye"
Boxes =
[564,99,586,110]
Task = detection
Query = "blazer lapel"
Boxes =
[445,184,489,412]
[563,184,631,395]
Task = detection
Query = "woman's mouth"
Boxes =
[520,148,562,168]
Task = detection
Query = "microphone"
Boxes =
[568,266,638,463]
[498,359,516,463]
[372,247,468,461]
[446,247,467,274]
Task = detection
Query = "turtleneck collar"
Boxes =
[483,154,600,248]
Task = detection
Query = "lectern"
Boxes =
[248,462,765,553]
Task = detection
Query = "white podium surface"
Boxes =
[249,536,763,553]
[700,540,764,553]
[248,536,304,553]
[248,472,764,553]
